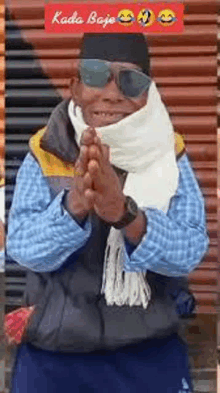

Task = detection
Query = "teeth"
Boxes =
[94,112,122,117]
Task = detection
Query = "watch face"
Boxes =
[127,196,138,215]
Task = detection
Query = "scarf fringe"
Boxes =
[101,228,151,309]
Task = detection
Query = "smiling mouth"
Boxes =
[92,111,129,125]
[93,111,128,118]
[161,18,173,23]
[120,19,132,23]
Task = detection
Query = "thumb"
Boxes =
[84,189,103,207]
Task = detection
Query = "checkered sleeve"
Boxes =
[124,154,209,276]
[6,153,92,272]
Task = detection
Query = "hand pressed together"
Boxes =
[65,128,146,245]
[65,127,125,223]
[64,141,93,222]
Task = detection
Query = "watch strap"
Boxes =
[112,196,138,230]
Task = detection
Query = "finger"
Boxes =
[88,144,102,162]
[87,159,100,178]
[84,189,103,207]
[93,136,109,162]
[94,135,102,147]
[75,145,89,175]
[83,171,93,191]
[88,159,105,192]
[84,188,96,206]
[80,127,96,146]
[101,144,110,162]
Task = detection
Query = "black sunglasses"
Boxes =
[79,59,151,98]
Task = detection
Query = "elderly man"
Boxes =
[7,34,208,393]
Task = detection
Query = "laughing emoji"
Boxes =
[137,9,155,27]
[116,9,135,26]
[157,9,177,26]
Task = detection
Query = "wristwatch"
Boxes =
[112,196,138,230]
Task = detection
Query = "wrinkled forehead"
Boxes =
[79,33,150,75]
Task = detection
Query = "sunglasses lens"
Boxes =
[80,60,110,88]
[119,70,151,98]
[80,60,151,98]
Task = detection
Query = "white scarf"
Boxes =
[68,81,179,309]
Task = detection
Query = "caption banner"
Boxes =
[45,3,184,33]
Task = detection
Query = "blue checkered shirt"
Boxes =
[7,152,209,276]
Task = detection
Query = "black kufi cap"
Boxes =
[80,33,150,76]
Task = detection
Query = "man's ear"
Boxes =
[70,75,81,105]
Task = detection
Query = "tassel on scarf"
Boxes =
[101,228,151,309]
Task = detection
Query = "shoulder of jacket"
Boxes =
[29,128,76,177]
[174,132,185,159]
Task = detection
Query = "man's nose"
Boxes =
[102,78,124,102]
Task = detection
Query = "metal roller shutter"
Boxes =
[6,6,61,311]
[0,4,4,170]
[217,5,220,367]
[0,5,5,393]
[6,0,217,314]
